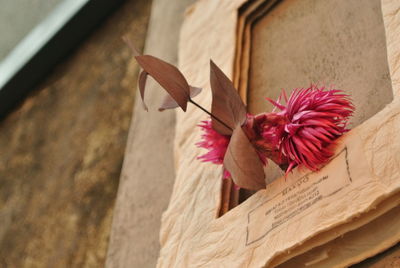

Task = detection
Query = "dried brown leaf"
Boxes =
[159,86,202,111]
[210,60,247,135]
[124,37,191,112]
[138,70,149,111]
[189,86,202,98]
[134,55,190,111]
[224,125,266,190]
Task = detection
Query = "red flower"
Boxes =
[197,116,286,178]
[196,120,231,178]
[268,86,354,173]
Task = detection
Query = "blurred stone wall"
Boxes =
[0,0,151,267]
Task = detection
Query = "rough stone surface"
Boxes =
[105,1,196,267]
[0,0,151,267]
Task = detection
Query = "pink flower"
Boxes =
[268,86,354,173]
[197,86,354,179]
[196,120,231,178]
[197,116,286,178]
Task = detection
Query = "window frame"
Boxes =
[0,0,125,118]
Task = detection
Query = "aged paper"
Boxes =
[157,0,400,267]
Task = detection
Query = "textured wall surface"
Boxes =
[106,0,196,267]
[0,0,151,267]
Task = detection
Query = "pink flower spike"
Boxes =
[270,86,354,173]
[196,120,230,165]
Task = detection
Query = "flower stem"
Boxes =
[189,99,233,132]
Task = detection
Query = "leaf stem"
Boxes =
[189,99,233,132]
